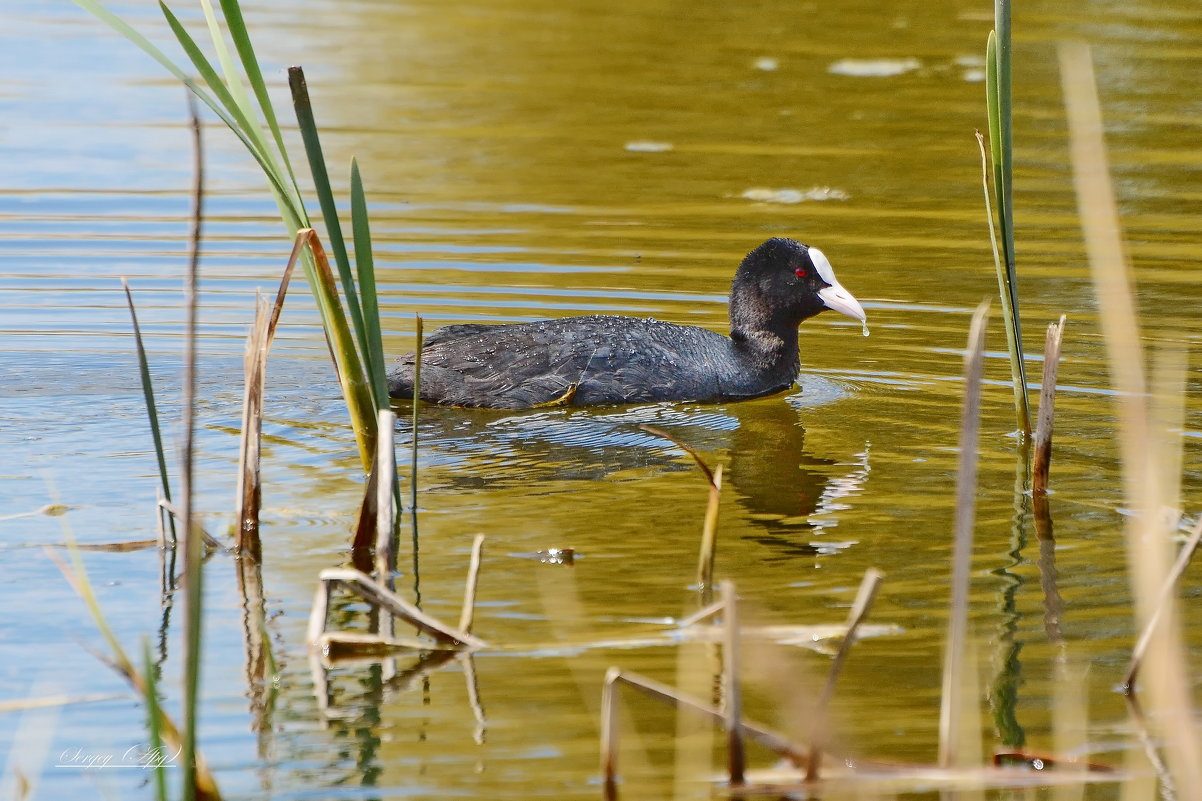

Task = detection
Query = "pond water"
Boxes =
[2,0,1200,798]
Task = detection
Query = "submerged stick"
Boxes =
[806,568,884,781]
[938,302,989,768]
[1033,315,1067,495]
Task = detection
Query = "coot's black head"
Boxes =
[729,237,865,336]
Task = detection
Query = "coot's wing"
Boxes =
[413,321,602,408]
[423,323,505,348]
[389,316,733,408]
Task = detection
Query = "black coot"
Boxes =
[387,237,866,409]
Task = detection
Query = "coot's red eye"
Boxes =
[794,268,806,277]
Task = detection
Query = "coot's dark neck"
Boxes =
[728,284,804,378]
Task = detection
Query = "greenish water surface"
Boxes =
[1,0,1200,799]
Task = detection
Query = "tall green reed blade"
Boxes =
[216,0,302,196]
[350,158,389,409]
[76,0,385,472]
[986,15,1031,438]
[122,279,176,542]
[288,68,371,368]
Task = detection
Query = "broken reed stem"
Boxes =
[721,580,745,786]
[235,294,269,558]
[1033,315,1067,495]
[805,567,884,781]
[235,236,301,557]
[938,301,989,769]
[374,409,397,645]
[458,534,485,634]
[374,409,397,583]
[1123,516,1202,692]
[180,94,204,801]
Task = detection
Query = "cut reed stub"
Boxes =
[1033,315,1067,496]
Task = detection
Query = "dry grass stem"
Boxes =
[698,464,724,596]
[1123,514,1202,692]
[458,534,486,634]
[805,567,884,781]
[938,301,989,768]
[639,425,716,485]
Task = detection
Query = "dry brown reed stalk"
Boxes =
[938,301,989,768]
[638,425,723,598]
[458,534,486,634]
[235,294,270,558]
[235,234,302,556]
[1059,39,1202,796]
[804,567,884,781]
[1033,315,1067,496]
